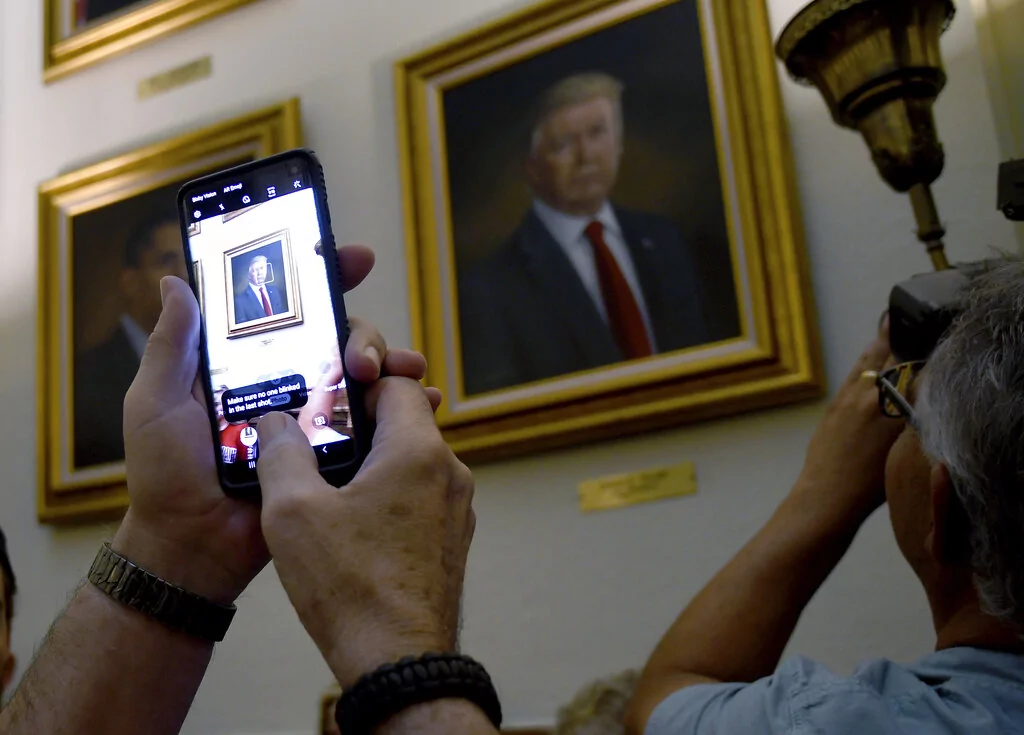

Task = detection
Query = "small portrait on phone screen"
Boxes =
[224,230,303,337]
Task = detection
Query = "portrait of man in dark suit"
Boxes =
[233,253,289,324]
[458,72,715,396]
[73,209,186,468]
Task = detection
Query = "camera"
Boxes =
[998,158,1024,221]
[889,266,971,362]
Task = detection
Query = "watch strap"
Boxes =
[336,652,503,735]
[88,542,236,642]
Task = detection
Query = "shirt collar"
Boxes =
[903,646,1024,689]
[532,199,622,245]
[119,314,149,362]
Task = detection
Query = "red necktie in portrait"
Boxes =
[584,221,653,359]
[260,286,273,316]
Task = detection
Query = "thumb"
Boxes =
[365,377,438,443]
[125,277,200,424]
[256,412,321,505]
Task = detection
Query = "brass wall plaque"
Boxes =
[578,461,697,512]
[138,56,212,100]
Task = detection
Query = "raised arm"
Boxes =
[626,322,902,734]
[256,376,499,735]
[1,246,414,734]
[0,277,269,733]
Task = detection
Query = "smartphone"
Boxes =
[177,149,369,494]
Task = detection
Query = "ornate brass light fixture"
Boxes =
[776,0,957,270]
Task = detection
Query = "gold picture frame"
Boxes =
[223,229,303,338]
[37,98,302,524]
[193,258,205,315]
[44,0,263,83]
[319,683,342,735]
[396,0,823,462]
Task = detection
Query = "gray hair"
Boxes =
[916,257,1024,629]
[529,72,625,154]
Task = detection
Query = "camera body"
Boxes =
[889,266,972,363]
[998,158,1024,221]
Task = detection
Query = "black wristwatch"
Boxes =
[88,543,236,642]
[335,652,503,734]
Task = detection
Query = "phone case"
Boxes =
[176,149,372,495]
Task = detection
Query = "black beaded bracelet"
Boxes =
[335,652,503,735]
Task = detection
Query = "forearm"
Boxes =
[627,486,863,732]
[0,583,212,735]
[378,700,499,735]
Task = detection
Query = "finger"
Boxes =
[128,277,200,415]
[191,374,205,405]
[846,333,892,384]
[345,317,387,383]
[337,245,375,292]
[425,387,443,413]
[382,348,428,381]
[880,311,893,348]
[256,412,321,507]
[363,377,437,437]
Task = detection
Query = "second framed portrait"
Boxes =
[44,0,261,82]
[397,0,824,461]
[37,99,302,523]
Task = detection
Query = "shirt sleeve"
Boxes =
[644,657,829,735]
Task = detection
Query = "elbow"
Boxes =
[623,677,662,735]
[623,698,650,735]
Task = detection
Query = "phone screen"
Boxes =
[182,156,357,487]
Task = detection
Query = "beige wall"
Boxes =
[0,1,1019,733]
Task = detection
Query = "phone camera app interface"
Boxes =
[187,166,350,471]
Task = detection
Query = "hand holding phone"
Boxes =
[178,150,370,494]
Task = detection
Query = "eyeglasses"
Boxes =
[862,361,926,428]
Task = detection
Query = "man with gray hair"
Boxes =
[625,258,1024,735]
[458,71,709,396]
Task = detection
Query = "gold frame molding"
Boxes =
[44,0,263,83]
[37,98,302,524]
[396,0,824,462]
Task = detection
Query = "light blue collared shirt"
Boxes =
[648,648,1024,735]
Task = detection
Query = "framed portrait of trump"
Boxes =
[223,229,303,338]
[396,0,825,461]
